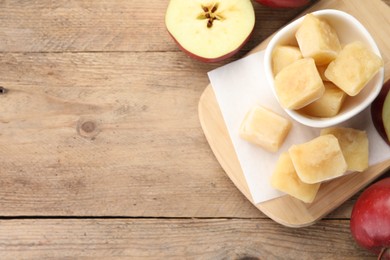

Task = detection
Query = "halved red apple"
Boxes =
[165,0,255,62]
[371,80,390,145]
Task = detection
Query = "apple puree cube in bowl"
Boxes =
[325,41,384,96]
[321,127,369,172]
[274,58,324,110]
[239,105,291,152]
[289,134,347,184]
[264,9,384,128]
[271,45,302,75]
[296,13,341,65]
[271,152,321,203]
[299,82,347,118]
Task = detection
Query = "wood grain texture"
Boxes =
[0,219,376,259]
[0,52,263,217]
[0,0,170,52]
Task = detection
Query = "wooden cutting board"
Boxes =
[198,0,390,228]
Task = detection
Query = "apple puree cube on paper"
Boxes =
[289,134,347,184]
[271,152,321,203]
[295,14,341,65]
[274,58,325,110]
[299,82,347,118]
[321,127,369,172]
[272,45,303,75]
[239,105,291,152]
[325,41,383,96]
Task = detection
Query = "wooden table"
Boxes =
[0,0,389,259]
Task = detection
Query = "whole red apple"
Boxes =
[255,0,311,8]
[350,177,390,259]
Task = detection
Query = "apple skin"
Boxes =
[167,30,254,63]
[350,177,390,259]
[255,0,311,8]
[371,80,390,146]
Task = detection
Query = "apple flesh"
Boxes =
[165,0,255,62]
[255,0,311,8]
[350,177,390,259]
[371,80,390,146]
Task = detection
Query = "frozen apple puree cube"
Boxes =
[289,134,347,184]
[271,152,321,203]
[321,127,369,172]
[299,82,347,118]
[239,105,291,152]
[272,45,302,75]
[295,14,341,65]
[274,58,325,110]
[325,41,383,96]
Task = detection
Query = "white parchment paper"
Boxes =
[208,51,390,204]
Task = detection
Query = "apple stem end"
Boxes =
[378,247,390,260]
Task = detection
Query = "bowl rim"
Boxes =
[264,9,385,128]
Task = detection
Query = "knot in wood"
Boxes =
[0,86,8,94]
[81,121,96,133]
[77,119,100,139]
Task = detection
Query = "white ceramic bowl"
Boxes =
[264,9,384,128]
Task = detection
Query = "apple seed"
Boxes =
[211,4,218,13]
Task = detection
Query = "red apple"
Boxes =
[165,0,255,62]
[255,0,311,8]
[350,177,390,259]
[371,80,390,146]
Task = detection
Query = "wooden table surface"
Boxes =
[0,0,389,259]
